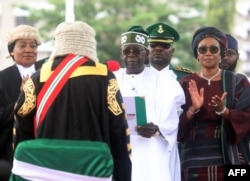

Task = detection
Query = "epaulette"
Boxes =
[174,66,193,74]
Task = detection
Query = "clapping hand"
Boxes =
[208,93,227,112]
[188,79,204,110]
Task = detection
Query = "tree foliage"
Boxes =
[19,0,210,70]
[207,0,236,33]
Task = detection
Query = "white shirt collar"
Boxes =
[16,64,36,79]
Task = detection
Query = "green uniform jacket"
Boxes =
[169,64,193,81]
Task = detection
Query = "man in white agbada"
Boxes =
[114,25,185,181]
[114,25,150,97]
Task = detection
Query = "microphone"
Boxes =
[105,60,120,71]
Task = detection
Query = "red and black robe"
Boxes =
[14,55,131,181]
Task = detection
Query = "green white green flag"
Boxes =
[10,139,113,181]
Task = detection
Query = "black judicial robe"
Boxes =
[14,55,132,181]
[0,58,46,163]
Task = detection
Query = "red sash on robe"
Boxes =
[35,54,88,136]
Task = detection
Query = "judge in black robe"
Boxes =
[0,25,45,164]
[13,21,131,181]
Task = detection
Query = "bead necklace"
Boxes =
[200,69,221,85]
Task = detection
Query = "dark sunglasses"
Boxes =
[122,48,145,56]
[149,43,172,49]
[197,45,219,54]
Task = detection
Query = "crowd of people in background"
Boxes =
[0,20,249,181]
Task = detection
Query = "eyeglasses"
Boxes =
[225,49,237,57]
[149,43,172,49]
[122,48,145,56]
[197,45,219,54]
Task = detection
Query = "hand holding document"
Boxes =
[123,97,147,135]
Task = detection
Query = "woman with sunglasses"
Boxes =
[178,26,250,181]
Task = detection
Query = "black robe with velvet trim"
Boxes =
[14,56,131,181]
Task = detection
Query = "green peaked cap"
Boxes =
[146,22,180,43]
[121,25,148,48]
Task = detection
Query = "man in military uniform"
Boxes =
[146,22,192,80]
[146,23,191,166]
